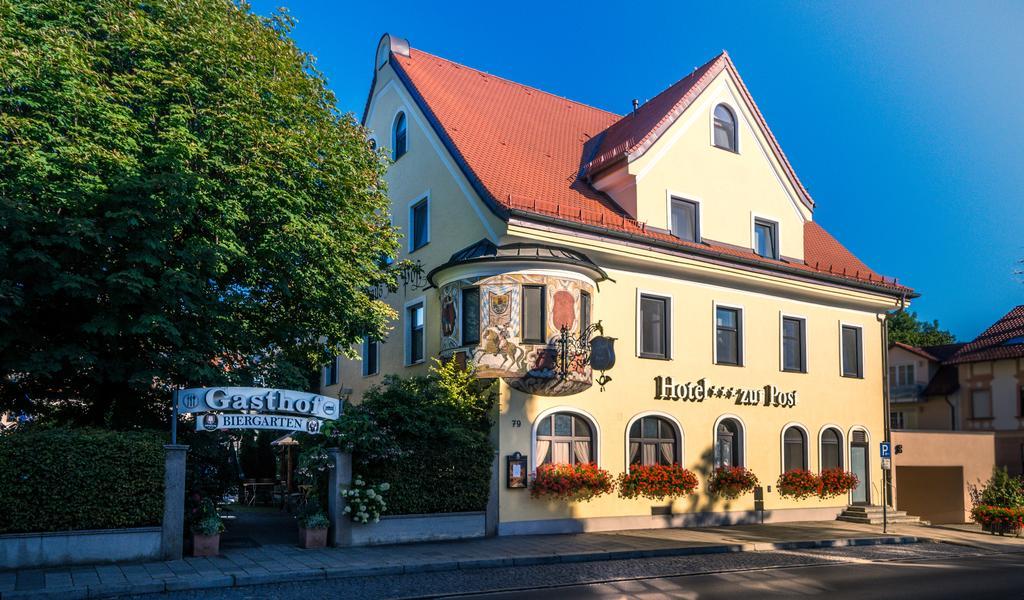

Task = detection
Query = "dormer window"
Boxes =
[670,197,700,242]
[753,218,779,259]
[392,112,407,160]
[713,104,737,152]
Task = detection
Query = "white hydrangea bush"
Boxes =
[342,477,390,524]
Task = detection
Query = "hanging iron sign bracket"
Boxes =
[557,321,616,391]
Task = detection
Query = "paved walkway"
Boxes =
[2,520,1021,599]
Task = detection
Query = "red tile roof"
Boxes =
[382,40,912,296]
[890,341,940,362]
[946,305,1024,364]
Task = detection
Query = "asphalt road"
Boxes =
[139,542,1024,600]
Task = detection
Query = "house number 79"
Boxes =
[511,419,522,428]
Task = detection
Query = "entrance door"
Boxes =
[850,441,869,505]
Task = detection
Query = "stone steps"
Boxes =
[836,505,925,525]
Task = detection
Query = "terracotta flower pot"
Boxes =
[298,526,328,549]
[192,533,220,557]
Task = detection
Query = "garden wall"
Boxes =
[351,511,485,546]
[0,527,162,569]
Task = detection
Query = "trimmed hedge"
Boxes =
[0,428,165,533]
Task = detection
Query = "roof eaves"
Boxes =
[508,210,916,299]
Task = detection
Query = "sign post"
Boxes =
[880,442,892,533]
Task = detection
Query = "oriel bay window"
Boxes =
[639,293,670,359]
[629,416,678,466]
[714,418,743,468]
[461,287,480,345]
[522,285,546,343]
[820,427,843,470]
[783,426,808,471]
[536,412,594,466]
[715,306,742,365]
[580,291,591,333]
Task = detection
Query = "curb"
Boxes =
[0,535,921,599]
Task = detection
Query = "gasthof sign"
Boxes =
[178,387,340,420]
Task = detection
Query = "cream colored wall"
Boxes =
[595,69,812,261]
[322,61,507,401]
[960,358,1024,431]
[497,264,889,524]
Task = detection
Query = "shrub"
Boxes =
[969,467,1024,509]
[191,500,225,536]
[330,360,494,515]
[343,477,390,524]
[777,469,822,500]
[531,463,614,502]
[0,427,165,533]
[296,498,329,530]
[706,466,759,499]
[971,505,1024,535]
[618,464,699,501]
[819,469,859,499]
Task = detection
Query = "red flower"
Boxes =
[777,469,822,500]
[618,464,699,501]
[707,466,759,499]
[818,468,859,499]
[530,463,614,502]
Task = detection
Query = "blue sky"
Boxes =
[251,0,1023,341]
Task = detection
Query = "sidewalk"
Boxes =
[2,520,1020,600]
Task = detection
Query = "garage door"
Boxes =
[895,466,964,524]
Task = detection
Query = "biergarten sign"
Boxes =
[653,376,798,407]
[177,387,340,433]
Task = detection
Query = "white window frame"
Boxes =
[710,102,740,153]
[779,312,808,373]
[636,289,673,360]
[323,356,339,387]
[750,213,781,260]
[780,422,810,472]
[664,190,702,243]
[839,322,864,378]
[531,406,602,472]
[713,413,747,468]
[362,336,380,377]
[817,424,845,472]
[624,411,685,473]
[404,296,426,366]
[392,110,408,161]
[407,193,430,253]
[712,301,745,367]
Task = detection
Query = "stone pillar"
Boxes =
[327,448,353,547]
[485,450,500,536]
[161,444,189,560]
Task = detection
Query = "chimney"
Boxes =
[632,99,639,115]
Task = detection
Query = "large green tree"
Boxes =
[0,0,400,426]
[888,310,957,347]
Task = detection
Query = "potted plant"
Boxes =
[296,498,330,548]
[191,499,224,557]
[706,466,758,500]
[818,468,859,499]
[971,505,1024,536]
[530,463,614,502]
[342,477,390,524]
[617,464,699,501]
[968,467,1024,535]
[776,469,822,500]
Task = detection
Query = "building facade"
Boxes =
[324,35,913,534]
[887,342,963,431]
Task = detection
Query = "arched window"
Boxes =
[629,416,678,466]
[713,104,737,151]
[715,418,743,467]
[783,426,807,471]
[537,412,593,466]
[392,112,407,160]
[820,427,843,470]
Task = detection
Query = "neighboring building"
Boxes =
[324,34,914,534]
[887,341,963,431]
[947,305,1024,474]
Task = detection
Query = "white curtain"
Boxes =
[574,441,591,464]
[536,440,551,465]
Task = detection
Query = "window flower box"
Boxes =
[776,469,821,500]
[618,464,698,501]
[818,468,859,499]
[706,466,758,500]
[530,463,613,502]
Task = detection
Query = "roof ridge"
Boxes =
[406,47,622,120]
